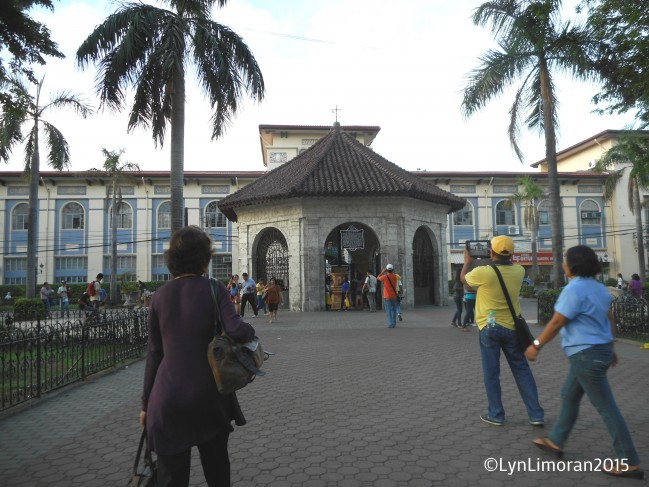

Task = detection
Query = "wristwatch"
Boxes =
[533,339,542,350]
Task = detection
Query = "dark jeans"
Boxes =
[548,344,639,464]
[240,293,258,317]
[452,295,463,323]
[479,324,544,422]
[156,433,230,487]
[462,298,475,326]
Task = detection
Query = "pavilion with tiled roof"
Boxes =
[219,122,466,311]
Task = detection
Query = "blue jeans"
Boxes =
[452,295,463,323]
[383,298,397,327]
[479,324,544,422]
[549,344,639,464]
[256,295,268,314]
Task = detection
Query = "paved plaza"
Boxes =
[0,299,647,486]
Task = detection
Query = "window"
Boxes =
[56,256,88,270]
[538,200,550,225]
[496,200,515,225]
[5,257,27,272]
[580,200,602,225]
[152,254,166,269]
[157,201,171,229]
[103,255,136,271]
[205,201,226,228]
[12,203,29,230]
[4,277,26,285]
[62,202,85,229]
[453,203,473,226]
[212,254,232,280]
[110,202,133,229]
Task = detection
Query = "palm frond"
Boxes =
[42,121,71,170]
[0,110,27,162]
[23,126,36,172]
[461,47,527,117]
[190,18,265,139]
[43,91,94,118]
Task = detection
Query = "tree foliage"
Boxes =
[582,0,649,125]
[0,0,64,105]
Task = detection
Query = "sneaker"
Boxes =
[398,314,402,322]
[480,414,504,426]
[451,321,457,327]
[530,419,545,427]
[252,315,258,318]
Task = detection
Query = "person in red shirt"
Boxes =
[377,264,399,328]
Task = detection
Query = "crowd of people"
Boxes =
[227,272,284,323]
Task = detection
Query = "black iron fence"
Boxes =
[0,308,148,412]
[537,289,649,341]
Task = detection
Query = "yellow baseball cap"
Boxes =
[491,235,515,256]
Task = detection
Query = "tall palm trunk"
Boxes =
[170,68,186,233]
[110,181,118,305]
[632,179,646,281]
[539,62,563,287]
[26,129,40,298]
[530,199,539,280]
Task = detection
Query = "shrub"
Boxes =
[520,285,536,298]
[537,288,564,325]
[605,278,617,287]
[14,298,47,320]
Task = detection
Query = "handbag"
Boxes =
[490,265,534,353]
[207,278,267,394]
[128,428,156,487]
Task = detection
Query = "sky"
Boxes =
[2,0,636,174]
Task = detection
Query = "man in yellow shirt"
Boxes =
[461,236,544,427]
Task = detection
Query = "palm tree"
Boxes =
[593,133,649,281]
[87,149,141,305]
[0,75,92,297]
[510,175,544,280]
[76,0,265,233]
[461,0,596,287]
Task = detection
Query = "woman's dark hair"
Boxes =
[632,273,640,280]
[164,226,215,277]
[565,245,602,278]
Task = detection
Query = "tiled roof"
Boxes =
[219,124,467,221]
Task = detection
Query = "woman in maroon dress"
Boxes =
[139,226,255,486]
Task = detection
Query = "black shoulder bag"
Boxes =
[490,265,534,353]
[206,278,267,394]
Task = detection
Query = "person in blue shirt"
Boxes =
[340,277,350,311]
[525,245,643,479]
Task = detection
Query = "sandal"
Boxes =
[603,466,644,479]
[533,438,563,458]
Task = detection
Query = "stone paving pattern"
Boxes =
[0,298,647,486]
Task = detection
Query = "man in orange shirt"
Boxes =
[377,264,399,328]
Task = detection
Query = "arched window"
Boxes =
[157,201,171,229]
[110,202,133,229]
[62,202,84,229]
[12,203,29,230]
[580,200,601,225]
[453,203,473,226]
[496,200,516,225]
[537,199,550,225]
[205,201,226,228]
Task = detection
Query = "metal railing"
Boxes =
[0,308,148,411]
[537,290,649,341]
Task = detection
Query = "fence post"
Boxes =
[81,318,86,381]
[112,312,117,368]
[36,314,41,398]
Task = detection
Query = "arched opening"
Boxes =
[254,228,289,306]
[412,226,435,305]
[323,223,380,310]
